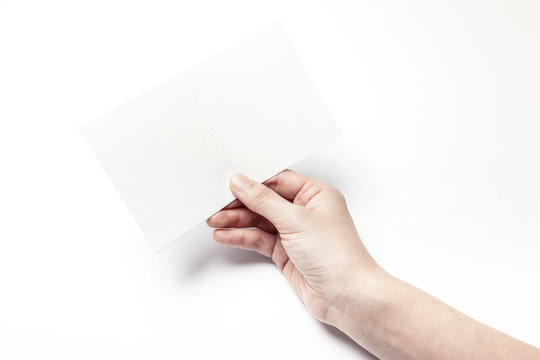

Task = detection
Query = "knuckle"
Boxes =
[234,229,246,245]
[248,231,262,249]
[335,189,346,203]
[324,183,345,203]
[232,210,243,227]
[251,187,271,208]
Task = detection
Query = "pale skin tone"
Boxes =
[206,170,540,360]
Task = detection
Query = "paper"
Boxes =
[81,22,341,252]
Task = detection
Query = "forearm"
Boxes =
[332,271,540,360]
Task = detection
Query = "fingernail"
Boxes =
[230,173,252,193]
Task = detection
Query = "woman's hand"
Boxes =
[206,170,383,326]
[207,170,540,360]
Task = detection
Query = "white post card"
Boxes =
[81,22,340,252]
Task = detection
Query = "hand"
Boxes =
[206,170,382,325]
[207,170,540,360]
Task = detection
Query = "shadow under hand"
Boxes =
[166,222,272,281]
[184,242,272,278]
[321,323,379,359]
[166,224,377,359]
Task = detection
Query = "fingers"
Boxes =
[229,173,299,226]
[213,228,290,271]
[209,170,312,224]
[263,170,312,201]
[213,228,277,257]
[206,207,276,233]
[223,198,243,209]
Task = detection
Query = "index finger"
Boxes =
[263,170,312,201]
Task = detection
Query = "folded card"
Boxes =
[81,22,340,252]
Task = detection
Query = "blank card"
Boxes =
[81,22,341,252]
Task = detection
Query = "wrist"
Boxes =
[326,265,394,344]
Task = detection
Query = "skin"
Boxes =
[206,170,540,360]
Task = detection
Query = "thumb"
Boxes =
[229,173,295,227]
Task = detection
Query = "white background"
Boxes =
[1,1,539,359]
